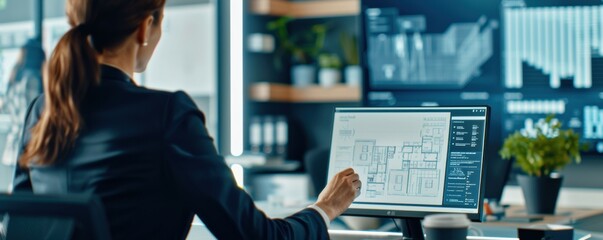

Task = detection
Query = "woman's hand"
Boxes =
[315,168,361,221]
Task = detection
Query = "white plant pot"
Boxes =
[345,65,362,86]
[247,33,275,53]
[319,68,341,87]
[291,65,316,87]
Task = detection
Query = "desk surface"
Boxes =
[188,202,603,240]
[485,206,603,227]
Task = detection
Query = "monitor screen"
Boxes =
[327,106,489,221]
[360,0,603,200]
[362,0,500,91]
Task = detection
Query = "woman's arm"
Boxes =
[163,91,329,239]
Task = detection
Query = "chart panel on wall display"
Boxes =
[503,0,603,89]
[364,0,500,89]
[503,92,603,153]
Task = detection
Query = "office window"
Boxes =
[0,1,218,192]
[0,2,38,192]
[141,3,218,138]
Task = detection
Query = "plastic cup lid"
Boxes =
[422,214,470,228]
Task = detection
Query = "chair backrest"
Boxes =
[0,193,111,240]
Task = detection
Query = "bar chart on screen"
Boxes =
[504,5,603,89]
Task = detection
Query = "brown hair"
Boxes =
[19,0,166,167]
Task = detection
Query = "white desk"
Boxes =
[188,223,521,240]
[328,230,519,240]
[186,201,602,240]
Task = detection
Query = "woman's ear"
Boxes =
[137,15,155,46]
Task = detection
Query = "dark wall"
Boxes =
[289,103,360,151]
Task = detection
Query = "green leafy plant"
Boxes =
[499,115,588,177]
[339,32,359,65]
[318,53,342,69]
[267,17,327,67]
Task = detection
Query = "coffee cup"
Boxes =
[422,214,470,240]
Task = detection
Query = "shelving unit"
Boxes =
[243,0,362,170]
[250,82,361,102]
[250,0,359,18]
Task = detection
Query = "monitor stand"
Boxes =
[401,218,424,240]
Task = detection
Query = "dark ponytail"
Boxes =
[19,0,166,167]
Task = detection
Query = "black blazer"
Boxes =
[12,65,328,240]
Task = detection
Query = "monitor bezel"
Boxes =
[329,106,490,222]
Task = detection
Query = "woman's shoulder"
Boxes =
[95,81,190,106]
[127,86,197,111]
[115,86,203,123]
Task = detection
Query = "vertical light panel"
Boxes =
[512,9,520,88]
[585,106,593,139]
[537,9,544,70]
[521,8,528,61]
[529,8,536,66]
[568,7,575,85]
[551,8,560,88]
[584,7,592,88]
[514,10,522,88]
[543,8,551,75]
[592,6,599,50]
[230,0,244,156]
[559,7,567,78]
[599,6,603,55]
[574,7,583,88]
[504,9,513,88]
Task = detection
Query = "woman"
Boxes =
[12,0,361,239]
[2,39,45,166]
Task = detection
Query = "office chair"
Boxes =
[0,193,111,240]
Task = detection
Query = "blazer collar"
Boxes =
[101,65,133,84]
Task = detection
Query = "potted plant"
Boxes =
[317,53,342,87]
[499,115,587,214]
[267,17,326,87]
[340,32,362,86]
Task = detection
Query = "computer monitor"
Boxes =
[327,106,489,238]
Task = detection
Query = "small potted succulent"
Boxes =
[317,53,342,87]
[499,115,587,214]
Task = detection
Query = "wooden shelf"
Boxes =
[250,82,361,102]
[250,0,359,18]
